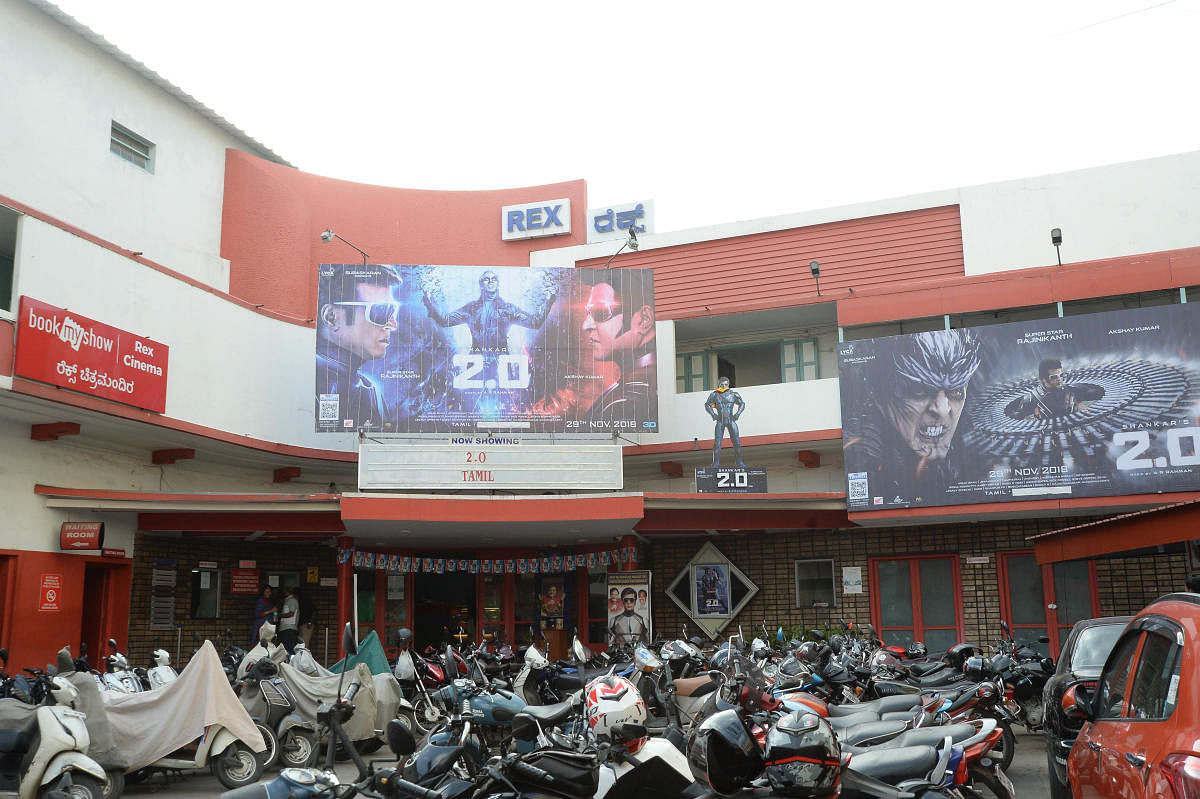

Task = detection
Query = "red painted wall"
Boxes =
[578,206,964,320]
[837,245,1200,326]
[0,318,12,376]
[0,549,130,671]
[221,151,589,320]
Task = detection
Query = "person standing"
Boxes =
[251,585,276,647]
[277,585,300,654]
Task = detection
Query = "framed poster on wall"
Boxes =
[606,570,652,645]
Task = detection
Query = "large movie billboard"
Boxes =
[315,264,658,433]
[839,303,1200,511]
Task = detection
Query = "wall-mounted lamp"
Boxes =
[602,228,639,270]
[809,260,822,295]
[1050,228,1063,267]
[321,228,369,264]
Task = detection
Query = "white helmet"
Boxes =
[584,675,647,753]
[152,649,171,666]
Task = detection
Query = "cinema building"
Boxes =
[2,0,1198,668]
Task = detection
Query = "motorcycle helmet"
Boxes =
[795,641,822,665]
[751,638,771,658]
[906,641,927,659]
[584,675,647,753]
[396,627,413,648]
[687,708,765,796]
[963,654,991,682]
[946,643,982,671]
[152,649,171,667]
[763,712,841,798]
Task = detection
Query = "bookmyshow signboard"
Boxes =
[838,303,1200,511]
[15,297,169,413]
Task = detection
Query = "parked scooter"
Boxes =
[145,649,179,689]
[0,671,108,799]
[241,657,321,770]
[101,639,142,694]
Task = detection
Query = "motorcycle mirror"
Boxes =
[809,629,826,641]
[108,638,118,650]
[385,718,417,757]
[79,642,87,656]
[0,647,7,666]
[342,622,358,657]
[1000,620,1011,633]
[511,713,539,742]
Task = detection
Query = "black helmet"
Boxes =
[963,655,991,682]
[946,643,981,671]
[687,709,764,795]
[396,628,413,646]
[906,641,927,659]
[763,712,841,798]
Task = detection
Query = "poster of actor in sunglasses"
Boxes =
[581,269,657,427]
[839,302,1200,510]
[606,570,652,647]
[316,264,402,430]
[315,264,659,433]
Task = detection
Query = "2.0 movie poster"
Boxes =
[315,264,658,434]
[838,303,1200,511]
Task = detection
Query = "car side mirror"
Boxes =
[386,719,416,757]
[342,623,358,657]
[1061,683,1093,721]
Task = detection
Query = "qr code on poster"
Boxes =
[318,394,340,422]
[847,472,868,501]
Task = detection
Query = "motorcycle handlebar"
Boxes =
[509,759,557,785]
[342,679,362,704]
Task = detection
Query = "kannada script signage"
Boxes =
[15,296,169,413]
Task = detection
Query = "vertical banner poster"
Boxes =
[606,570,652,646]
[692,564,732,617]
[315,264,658,434]
[838,303,1200,511]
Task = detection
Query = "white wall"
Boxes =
[0,0,273,290]
[535,151,1200,280]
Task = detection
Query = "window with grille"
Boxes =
[110,122,155,172]
[794,559,836,608]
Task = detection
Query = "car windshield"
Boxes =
[1071,624,1125,671]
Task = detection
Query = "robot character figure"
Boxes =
[423,270,556,383]
[705,377,746,468]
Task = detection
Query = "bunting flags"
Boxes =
[332,545,640,574]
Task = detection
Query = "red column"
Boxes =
[336,535,353,660]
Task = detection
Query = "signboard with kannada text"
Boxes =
[15,297,169,413]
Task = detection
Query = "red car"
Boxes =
[1063,592,1200,798]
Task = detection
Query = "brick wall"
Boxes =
[129,533,339,670]
[646,516,1187,649]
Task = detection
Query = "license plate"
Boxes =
[994,764,1016,797]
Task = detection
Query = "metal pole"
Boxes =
[176,625,182,667]
[324,627,330,665]
[352,573,360,648]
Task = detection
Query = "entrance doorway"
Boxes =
[414,572,476,651]
[998,551,1099,659]
[80,564,111,657]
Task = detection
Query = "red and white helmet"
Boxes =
[584,675,647,753]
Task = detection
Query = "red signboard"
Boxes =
[231,568,260,595]
[14,296,169,413]
[101,548,126,559]
[60,521,104,550]
[39,573,62,612]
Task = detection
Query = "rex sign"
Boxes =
[14,297,169,413]
[500,198,571,241]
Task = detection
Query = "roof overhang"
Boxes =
[339,492,645,547]
[1030,495,1200,564]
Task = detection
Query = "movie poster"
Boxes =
[314,264,658,434]
[606,570,652,645]
[692,564,731,617]
[838,303,1200,511]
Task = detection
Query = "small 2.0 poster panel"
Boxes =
[606,570,652,646]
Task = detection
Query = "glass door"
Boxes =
[870,555,963,651]
[999,551,1098,658]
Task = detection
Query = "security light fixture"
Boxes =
[320,228,369,264]
[603,227,641,269]
[810,260,822,295]
[1051,228,1063,266]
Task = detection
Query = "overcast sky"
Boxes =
[49,0,1200,234]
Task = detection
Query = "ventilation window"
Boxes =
[110,122,155,172]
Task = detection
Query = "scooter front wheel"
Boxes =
[279,728,319,768]
[43,773,105,799]
[254,721,279,770]
[101,768,124,799]
[212,741,264,789]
